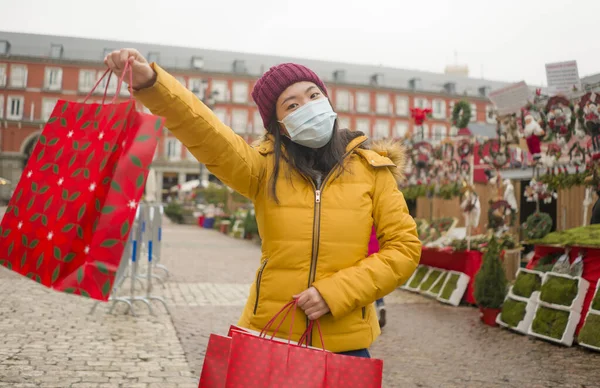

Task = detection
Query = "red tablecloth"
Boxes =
[526,246,600,335]
[419,248,483,305]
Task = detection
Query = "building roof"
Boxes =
[0,31,514,97]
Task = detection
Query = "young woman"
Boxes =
[105,49,421,357]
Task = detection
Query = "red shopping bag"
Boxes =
[0,64,163,301]
[224,301,384,388]
[198,334,231,388]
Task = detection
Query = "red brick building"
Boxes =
[0,31,509,202]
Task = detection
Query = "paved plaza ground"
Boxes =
[1,218,600,387]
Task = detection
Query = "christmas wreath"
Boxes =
[452,101,472,129]
[457,139,473,159]
[544,97,576,143]
[478,139,510,169]
[523,212,553,240]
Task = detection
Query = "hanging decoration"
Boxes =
[569,143,587,173]
[520,108,546,160]
[478,139,510,170]
[578,92,600,151]
[457,139,473,159]
[451,101,472,129]
[524,178,558,204]
[544,96,576,146]
[523,212,553,240]
[496,114,520,146]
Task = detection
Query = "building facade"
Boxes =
[0,32,508,202]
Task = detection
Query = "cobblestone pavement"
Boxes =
[2,219,600,387]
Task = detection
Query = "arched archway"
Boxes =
[21,133,41,168]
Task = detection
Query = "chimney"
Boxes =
[0,40,10,55]
[50,44,63,59]
[479,86,491,97]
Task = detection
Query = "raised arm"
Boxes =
[312,168,422,318]
[105,49,265,199]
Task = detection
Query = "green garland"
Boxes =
[522,212,553,240]
[452,100,472,129]
[402,183,461,201]
[538,171,591,191]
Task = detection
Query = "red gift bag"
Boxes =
[224,301,384,388]
[198,334,231,388]
[0,64,164,301]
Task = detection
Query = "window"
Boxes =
[213,108,229,126]
[373,120,390,139]
[232,82,249,104]
[432,99,446,119]
[7,96,24,120]
[395,96,409,116]
[44,67,63,91]
[413,124,429,142]
[42,98,58,121]
[9,65,27,88]
[432,125,447,142]
[97,71,117,95]
[356,92,370,113]
[231,109,248,134]
[335,90,350,112]
[338,116,351,130]
[0,64,6,87]
[164,137,182,161]
[471,104,477,122]
[414,97,429,109]
[486,105,496,124]
[253,111,264,133]
[356,118,370,134]
[0,95,3,119]
[450,126,459,138]
[393,122,409,139]
[78,70,97,92]
[192,56,204,69]
[186,147,196,161]
[211,80,229,102]
[188,78,208,99]
[375,94,390,115]
[50,44,63,59]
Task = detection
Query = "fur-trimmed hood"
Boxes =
[367,139,407,184]
[252,135,408,184]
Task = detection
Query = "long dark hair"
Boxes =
[266,119,364,203]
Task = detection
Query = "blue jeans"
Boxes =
[375,298,385,307]
[337,349,371,358]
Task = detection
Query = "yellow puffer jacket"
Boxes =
[136,64,422,352]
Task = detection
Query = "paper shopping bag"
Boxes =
[223,302,383,388]
[0,66,164,301]
[198,334,231,388]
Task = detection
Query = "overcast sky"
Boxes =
[1,0,598,85]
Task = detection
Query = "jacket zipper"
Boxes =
[253,258,269,314]
[305,139,367,345]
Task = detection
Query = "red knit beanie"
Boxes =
[252,63,329,129]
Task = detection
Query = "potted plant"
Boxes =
[474,236,508,326]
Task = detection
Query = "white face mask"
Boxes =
[279,98,338,149]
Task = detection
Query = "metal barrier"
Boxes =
[90,203,169,316]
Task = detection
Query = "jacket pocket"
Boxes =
[253,259,269,314]
[362,306,366,320]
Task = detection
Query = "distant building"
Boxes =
[0,31,513,202]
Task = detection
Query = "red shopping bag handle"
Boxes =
[259,299,298,342]
[83,60,134,104]
[297,320,326,351]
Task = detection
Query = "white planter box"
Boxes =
[400,265,420,290]
[528,304,581,347]
[508,268,544,302]
[588,282,600,315]
[437,271,470,307]
[404,265,431,292]
[578,310,600,352]
[536,272,590,313]
[417,268,445,295]
[425,270,449,298]
[496,295,537,335]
